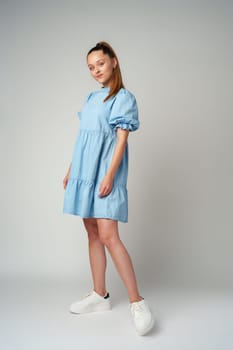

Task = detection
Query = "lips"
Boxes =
[96,74,103,79]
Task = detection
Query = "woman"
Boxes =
[63,41,154,336]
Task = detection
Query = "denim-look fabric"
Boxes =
[63,87,139,223]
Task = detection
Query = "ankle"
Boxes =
[129,295,144,303]
[94,289,107,297]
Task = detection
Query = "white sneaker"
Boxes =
[70,290,111,314]
[130,298,155,335]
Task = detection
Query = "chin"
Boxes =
[98,78,107,84]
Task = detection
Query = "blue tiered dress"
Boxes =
[63,87,139,223]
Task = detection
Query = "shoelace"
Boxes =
[83,291,93,298]
[130,303,145,319]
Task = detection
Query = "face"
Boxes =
[87,50,117,87]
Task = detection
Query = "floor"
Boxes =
[1,279,233,350]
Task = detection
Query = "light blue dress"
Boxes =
[63,87,139,223]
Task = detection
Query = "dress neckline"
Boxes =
[101,86,110,91]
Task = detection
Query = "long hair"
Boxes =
[87,41,125,102]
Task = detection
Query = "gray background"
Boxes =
[1,0,233,305]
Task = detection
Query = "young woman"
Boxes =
[63,42,154,336]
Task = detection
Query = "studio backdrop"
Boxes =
[0,0,232,289]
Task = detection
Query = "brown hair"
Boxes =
[87,41,125,102]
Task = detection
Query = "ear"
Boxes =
[113,57,117,69]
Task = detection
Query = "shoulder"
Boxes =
[112,88,138,109]
[115,88,137,101]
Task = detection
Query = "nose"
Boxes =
[94,66,100,74]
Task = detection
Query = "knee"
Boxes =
[98,232,119,248]
[83,219,99,241]
[96,219,120,248]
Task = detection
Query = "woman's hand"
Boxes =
[99,174,114,197]
[63,173,69,189]
[63,163,72,189]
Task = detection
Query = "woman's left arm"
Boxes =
[99,129,129,197]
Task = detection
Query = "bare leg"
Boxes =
[83,218,107,297]
[96,219,142,303]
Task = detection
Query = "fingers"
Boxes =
[63,180,67,189]
[99,187,106,197]
[99,176,114,197]
[99,185,111,197]
[63,176,69,189]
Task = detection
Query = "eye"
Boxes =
[88,66,94,71]
[99,61,104,66]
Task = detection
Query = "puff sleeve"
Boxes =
[109,89,139,131]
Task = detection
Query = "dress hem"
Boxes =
[63,210,128,223]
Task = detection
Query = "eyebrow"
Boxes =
[87,58,105,67]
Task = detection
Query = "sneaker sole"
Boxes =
[137,317,155,336]
[69,302,111,314]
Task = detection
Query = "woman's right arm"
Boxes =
[63,162,72,189]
